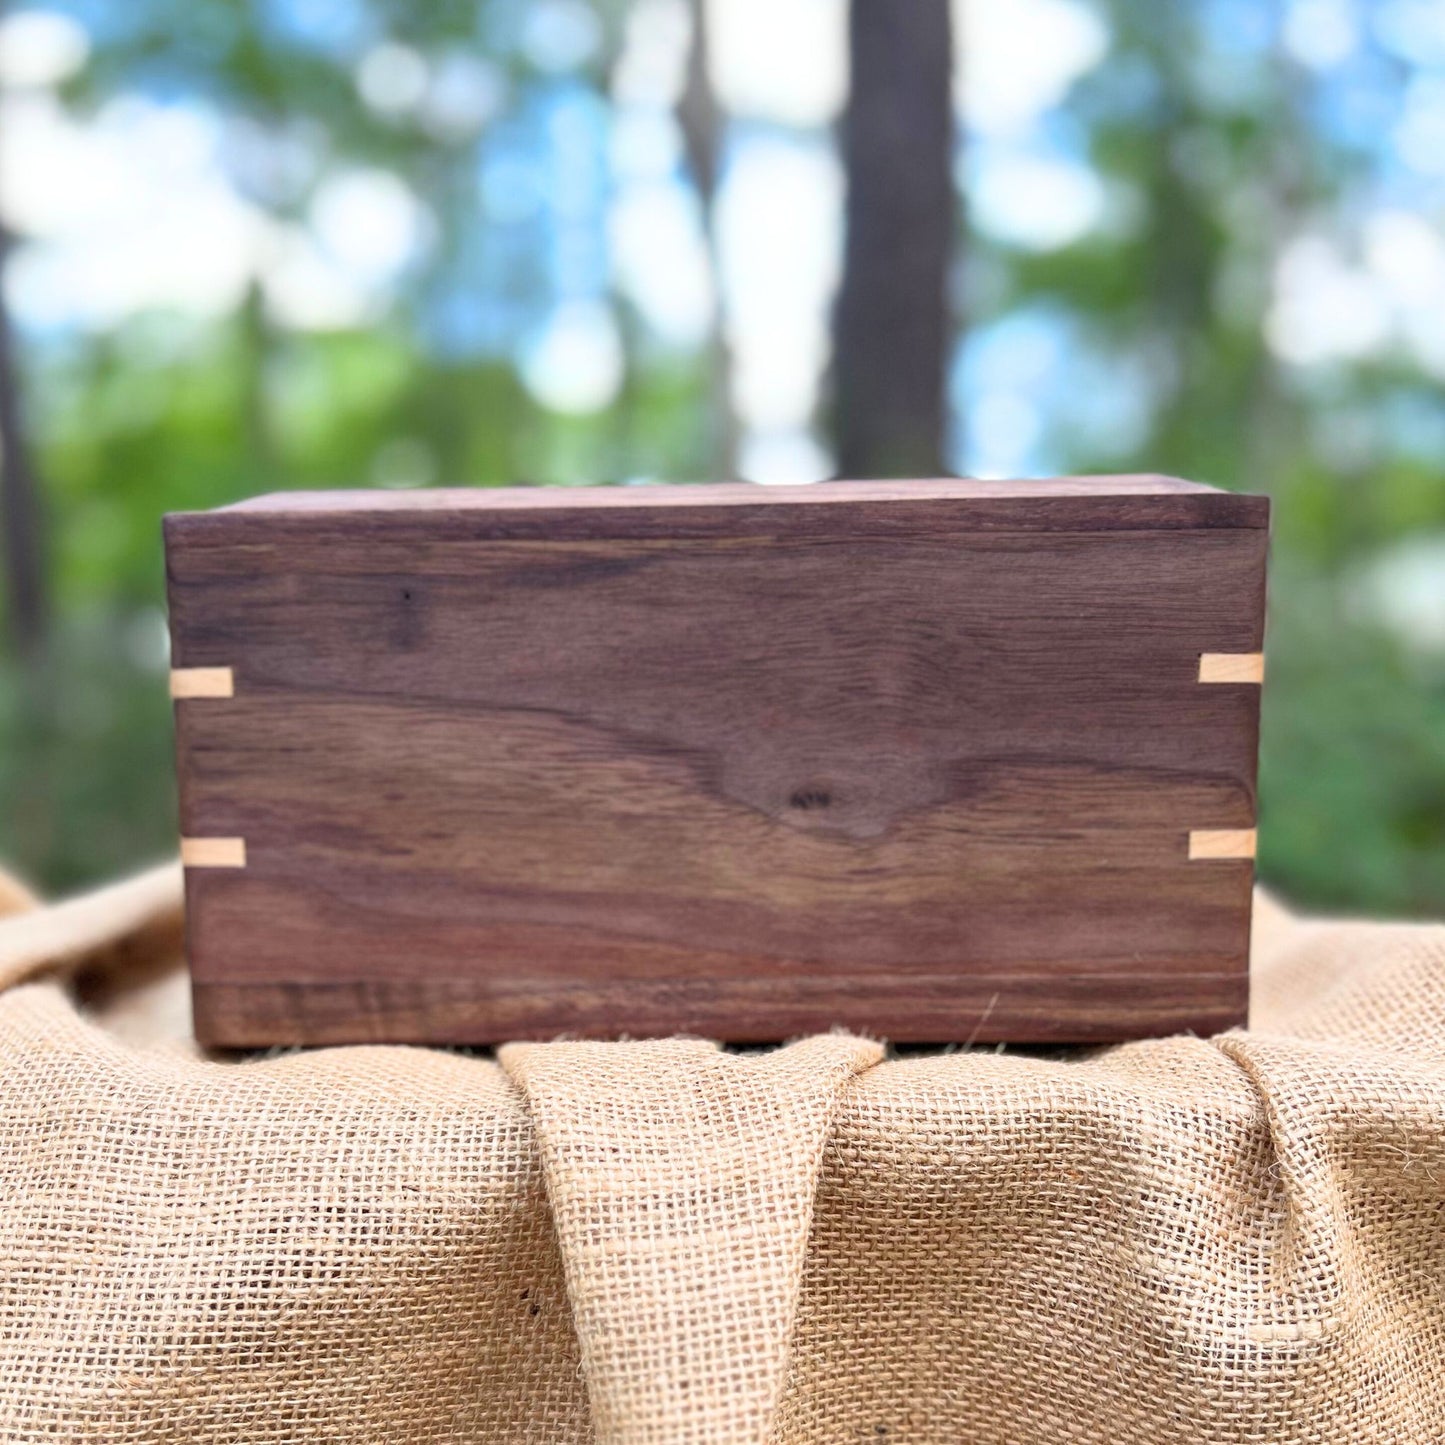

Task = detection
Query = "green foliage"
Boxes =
[1261,566,1445,914]
[0,621,176,894]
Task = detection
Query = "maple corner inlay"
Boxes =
[1188,829,1258,862]
[180,837,248,869]
[170,667,235,699]
[1198,653,1264,685]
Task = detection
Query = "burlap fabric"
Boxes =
[2,864,1443,1442]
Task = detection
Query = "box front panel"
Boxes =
[168,511,1264,1044]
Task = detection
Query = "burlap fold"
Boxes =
[2,864,1444,1443]
[502,1035,881,1445]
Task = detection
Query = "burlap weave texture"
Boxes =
[2,865,1443,1443]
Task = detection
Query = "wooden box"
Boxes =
[165,477,1267,1048]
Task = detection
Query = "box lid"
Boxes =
[167,476,1268,544]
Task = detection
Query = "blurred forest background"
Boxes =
[2,0,1445,913]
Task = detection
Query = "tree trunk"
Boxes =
[677,0,739,479]
[0,219,47,656]
[834,0,954,478]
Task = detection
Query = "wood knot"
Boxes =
[789,785,833,811]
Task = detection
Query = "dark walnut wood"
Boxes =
[165,476,1268,1047]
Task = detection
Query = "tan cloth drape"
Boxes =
[2,864,1443,1443]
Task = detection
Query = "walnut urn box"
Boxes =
[164,476,1267,1047]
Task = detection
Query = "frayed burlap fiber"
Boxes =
[2,865,1444,1442]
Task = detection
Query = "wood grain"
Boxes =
[165,476,1268,1046]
